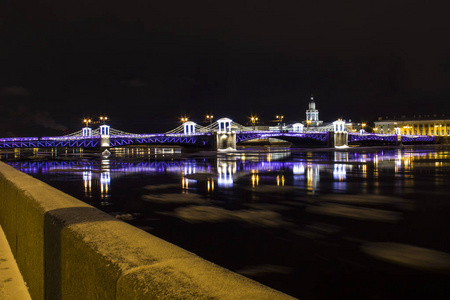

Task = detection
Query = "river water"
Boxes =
[3,145,450,299]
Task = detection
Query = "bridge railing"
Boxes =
[110,132,210,138]
[41,136,100,141]
[0,137,39,142]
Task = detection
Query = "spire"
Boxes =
[309,94,316,110]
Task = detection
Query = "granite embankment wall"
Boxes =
[0,162,293,300]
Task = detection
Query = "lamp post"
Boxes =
[276,115,284,132]
[83,118,91,127]
[100,116,108,124]
[181,117,188,123]
[250,116,258,130]
[206,114,214,126]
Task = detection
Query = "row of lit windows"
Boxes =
[378,129,450,136]
[375,121,450,136]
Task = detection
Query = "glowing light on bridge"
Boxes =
[250,116,258,130]
[333,119,346,133]
[206,115,214,126]
[82,127,92,137]
[276,115,284,131]
[183,121,197,135]
[217,118,233,133]
[100,116,108,124]
[0,118,436,150]
[100,125,110,136]
[292,123,304,133]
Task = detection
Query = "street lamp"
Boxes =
[276,115,284,132]
[100,116,108,124]
[181,117,188,123]
[83,119,92,127]
[206,114,214,126]
[250,116,258,130]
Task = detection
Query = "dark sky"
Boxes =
[1,0,449,136]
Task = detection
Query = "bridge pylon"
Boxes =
[82,127,92,137]
[332,119,348,148]
[99,125,111,149]
[183,121,197,135]
[394,127,402,143]
[215,118,236,151]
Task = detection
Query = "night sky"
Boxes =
[1,1,449,136]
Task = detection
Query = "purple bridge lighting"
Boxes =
[0,119,436,149]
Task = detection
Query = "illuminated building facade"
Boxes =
[304,95,323,127]
[374,117,450,136]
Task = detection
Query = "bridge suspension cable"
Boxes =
[165,123,207,134]
[63,129,85,137]
[197,121,252,132]
[63,127,139,137]
[63,121,253,137]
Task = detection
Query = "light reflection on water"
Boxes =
[4,146,450,206]
[3,145,450,299]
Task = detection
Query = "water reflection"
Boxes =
[307,165,320,194]
[83,169,92,198]
[4,146,450,299]
[217,161,235,187]
[4,146,450,204]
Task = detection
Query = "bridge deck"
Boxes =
[0,132,435,149]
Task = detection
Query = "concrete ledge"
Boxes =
[0,162,294,299]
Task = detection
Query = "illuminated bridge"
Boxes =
[0,118,436,150]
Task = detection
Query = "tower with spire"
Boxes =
[305,95,323,127]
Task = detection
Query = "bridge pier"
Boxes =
[215,132,236,151]
[99,125,111,153]
[394,127,402,145]
[333,120,348,148]
[215,118,236,151]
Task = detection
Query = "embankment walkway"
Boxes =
[0,225,31,299]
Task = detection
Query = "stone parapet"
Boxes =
[0,162,294,299]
